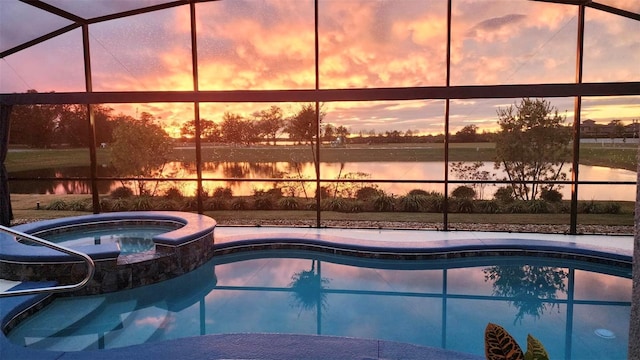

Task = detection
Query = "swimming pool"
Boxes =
[28,223,181,255]
[0,212,217,294]
[6,249,631,359]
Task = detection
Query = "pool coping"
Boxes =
[1,211,217,262]
[0,226,633,359]
[0,212,217,294]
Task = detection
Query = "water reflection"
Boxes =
[8,161,636,200]
[289,260,330,314]
[483,265,568,323]
[7,253,631,359]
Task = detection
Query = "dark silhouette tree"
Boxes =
[253,106,284,145]
[454,124,479,143]
[285,104,323,145]
[220,112,246,145]
[9,90,61,148]
[180,118,221,142]
[323,123,335,142]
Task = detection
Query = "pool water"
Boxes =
[34,224,179,255]
[7,250,632,359]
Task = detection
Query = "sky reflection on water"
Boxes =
[8,252,631,359]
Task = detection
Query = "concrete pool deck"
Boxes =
[0,227,634,359]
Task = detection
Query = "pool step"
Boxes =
[9,297,138,351]
[8,296,106,349]
[101,301,169,349]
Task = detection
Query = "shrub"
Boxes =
[278,197,299,210]
[356,186,382,201]
[316,186,331,199]
[132,196,152,210]
[109,198,131,211]
[181,198,199,211]
[155,199,181,210]
[528,200,550,214]
[407,189,430,197]
[540,189,562,203]
[253,195,274,210]
[423,193,445,212]
[398,194,428,212]
[304,200,317,210]
[266,188,283,199]
[579,200,601,214]
[346,200,365,213]
[451,185,476,199]
[504,200,528,214]
[476,200,500,214]
[449,198,474,213]
[99,198,112,212]
[557,202,571,213]
[230,198,248,210]
[322,198,348,212]
[494,186,515,203]
[213,187,233,199]
[204,197,227,210]
[68,199,91,211]
[372,194,395,212]
[602,202,621,214]
[198,189,210,200]
[46,200,68,210]
[164,187,183,200]
[111,186,134,199]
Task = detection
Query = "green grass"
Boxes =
[10,193,632,228]
[7,143,637,171]
[578,145,637,171]
[6,148,111,172]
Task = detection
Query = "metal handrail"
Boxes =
[0,225,95,297]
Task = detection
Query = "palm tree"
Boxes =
[289,259,330,334]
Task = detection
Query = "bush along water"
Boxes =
[42,186,629,217]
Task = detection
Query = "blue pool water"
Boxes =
[31,224,179,254]
[7,250,631,359]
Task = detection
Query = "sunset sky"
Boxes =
[1,0,638,136]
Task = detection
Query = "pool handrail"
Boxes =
[0,225,95,297]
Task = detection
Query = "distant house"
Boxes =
[580,119,597,137]
[580,119,637,139]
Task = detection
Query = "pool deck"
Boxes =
[0,227,634,360]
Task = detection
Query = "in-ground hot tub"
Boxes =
[0,212,216,295]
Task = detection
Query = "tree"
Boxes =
[220,112,247,145]
[454,124,478,143]
[110,112,173,195]
[9,90,61,148]
[335,125,350,139]
[450,161,495,200]
[285,104,324,145]
[323,123,335,142]
[180,118,221,142]
[494,98,571,201]
[253,106,284,145]
[57,104,88,147]
[484,264,568,323]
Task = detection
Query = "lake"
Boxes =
[8,161,636,201]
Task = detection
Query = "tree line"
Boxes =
[9,93,578,202]
[8,91,501,148]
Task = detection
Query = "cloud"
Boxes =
[466,14,527,38]
[1,0,637,135]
